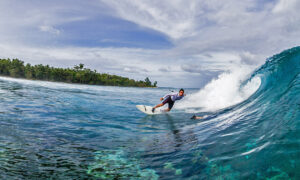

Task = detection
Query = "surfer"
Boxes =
[190,115,203,119]
[152,89,185,113]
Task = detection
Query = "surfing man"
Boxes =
[152,89,185,113]
[190,115,203,119]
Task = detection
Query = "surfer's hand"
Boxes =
[160,98,164,101]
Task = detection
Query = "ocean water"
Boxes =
[0,47,299,179]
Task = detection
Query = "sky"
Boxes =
[0,0,299,88]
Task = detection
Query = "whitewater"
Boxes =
[0,47,299,179]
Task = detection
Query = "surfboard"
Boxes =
[136,105,166,115]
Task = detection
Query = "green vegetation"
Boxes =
[0,58,157,87]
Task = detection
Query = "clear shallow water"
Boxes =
[0,47,299,179]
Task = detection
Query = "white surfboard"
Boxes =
[136,105,166,115]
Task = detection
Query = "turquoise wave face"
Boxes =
[0,47,299,179]
[200,46,300,179]
[252,46,300,97]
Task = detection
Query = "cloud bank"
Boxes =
[0,0,299,87]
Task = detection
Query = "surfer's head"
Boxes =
[179,89,184,96]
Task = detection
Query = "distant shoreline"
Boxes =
[0,75,159,89]
[0,58,157,88]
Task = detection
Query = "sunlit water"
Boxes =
[0,47,299,179]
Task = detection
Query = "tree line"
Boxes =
[0,58,157,87]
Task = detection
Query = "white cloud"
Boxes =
[0,42,231,87]
[39,25,61,35]
[272,0,298,13]
[181,64,202,74]
[101,0,300,55]
[1,0,300,87]
[101,0,199,39]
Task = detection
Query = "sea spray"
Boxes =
[176,65,261,112]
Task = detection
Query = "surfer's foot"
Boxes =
[191,115,196,119]
[152,108,155,113]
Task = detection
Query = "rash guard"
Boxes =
[163,92,184,102]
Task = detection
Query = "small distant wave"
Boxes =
[0,76,137,95]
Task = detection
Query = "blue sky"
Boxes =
[0,0,299,88]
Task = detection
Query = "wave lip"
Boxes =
[183,46,300,178]
[178,46,300,114]
[177,65,261,112]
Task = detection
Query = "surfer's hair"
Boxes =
[179,88,184,93]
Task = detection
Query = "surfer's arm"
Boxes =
[161,93,172,101]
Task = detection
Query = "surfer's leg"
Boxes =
[163,108,171,112]
[164,101,174,112]
[152,97,170,112]
[152,103,164,112]
[153,103,164,108]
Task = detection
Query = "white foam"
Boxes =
[0,76,160,94]
[176,66,261,112]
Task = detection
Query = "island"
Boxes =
[0,58,157,87]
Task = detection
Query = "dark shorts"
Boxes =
[162,96,174,109]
